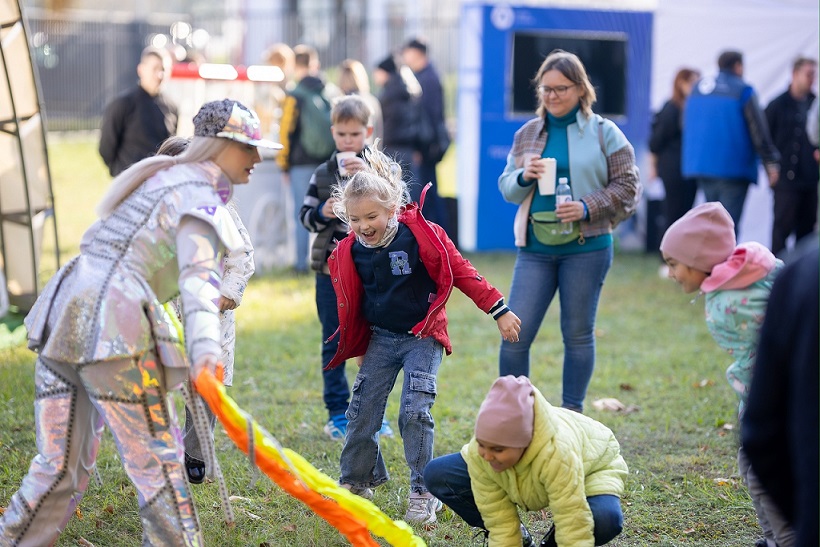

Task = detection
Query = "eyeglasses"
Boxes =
[538,84,576,97]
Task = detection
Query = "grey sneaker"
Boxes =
[404,494,443,524]
[339,483,374,500]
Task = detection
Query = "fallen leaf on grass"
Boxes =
[282,524,297,532]
[75,507,83,520]
[683,528,695,534]
[77,538,96,546]
[713,477,738,487]
[104,505,114,514]
[593,398,625,411]
[229,495,251,502]
[619,383,634,391]
[693,379,715,388]
[243,510,262,521]
[592,398,640,413]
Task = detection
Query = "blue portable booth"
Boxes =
[457,2,653,251]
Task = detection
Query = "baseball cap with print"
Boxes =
[193,99,282,149]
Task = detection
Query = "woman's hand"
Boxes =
[555,200,586,223]
[218,296,237,311]
[497,311,522,343]
[191,354,219,381]
[522,154,545,183]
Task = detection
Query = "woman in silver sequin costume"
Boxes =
[0,99,279,547]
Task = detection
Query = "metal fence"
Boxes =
[25,8,460,132]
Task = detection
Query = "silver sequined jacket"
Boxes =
[25,161,243,371]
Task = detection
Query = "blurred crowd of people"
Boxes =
[257,39,452,273]
[650,51,818,259]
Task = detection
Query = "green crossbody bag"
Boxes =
[529,211,584,246]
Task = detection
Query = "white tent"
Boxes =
[0,0,59,314]
[651,0,819,246]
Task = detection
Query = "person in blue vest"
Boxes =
[682,50,780,232]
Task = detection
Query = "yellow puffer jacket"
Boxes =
[461,387,628,547]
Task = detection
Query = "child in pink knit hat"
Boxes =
[424,376,628,546]
[660,202,792,547]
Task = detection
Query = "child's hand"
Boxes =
[218,296,237,311]
[321,198,338,219]
[340,156,366,175]
[497,311,522,343]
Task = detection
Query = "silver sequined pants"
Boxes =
[0,353,203,546]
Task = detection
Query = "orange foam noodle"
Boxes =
[193,369,426,547]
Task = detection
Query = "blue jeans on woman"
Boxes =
[423,453,623,544]
[339,327,443,493]
[499,247,613,411]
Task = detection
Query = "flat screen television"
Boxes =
[510,31,628,119]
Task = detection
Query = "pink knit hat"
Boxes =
[660,202,736,273]
[474,376,535,448]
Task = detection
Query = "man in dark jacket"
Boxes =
[402,38,450,234]
[764,57,818,257]
[682,50,780,232]
[99,46,178,177]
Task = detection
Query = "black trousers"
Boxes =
[772,185,818,257]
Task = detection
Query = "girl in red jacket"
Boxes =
[325,148,521,524]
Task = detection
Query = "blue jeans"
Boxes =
[424,453,623,544]
[289,164,317,272]
[316,273,349,417]
[339,327,443,493]
[499,247,613,410]
[697,177,749,235]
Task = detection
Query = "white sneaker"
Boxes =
[339,483,374,500]
[404,494,443,524]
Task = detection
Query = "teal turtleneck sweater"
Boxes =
[523,104,612,255]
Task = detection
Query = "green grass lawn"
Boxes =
[0,138,761,545]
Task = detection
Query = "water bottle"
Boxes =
[555,177,573,234]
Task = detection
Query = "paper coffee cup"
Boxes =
[336,151,357,176]
[538,158,557,195]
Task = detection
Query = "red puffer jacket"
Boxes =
[325,203,505,370]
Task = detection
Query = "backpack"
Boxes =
[291,84,335,160]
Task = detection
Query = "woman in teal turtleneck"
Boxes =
[497,50,641,412]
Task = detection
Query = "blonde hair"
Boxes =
[96,136,229,218]
[338,58,371,95]
[261,42,295,77]
[534,49,597,117]
[331,146,407,223]
[156,136,190,157]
